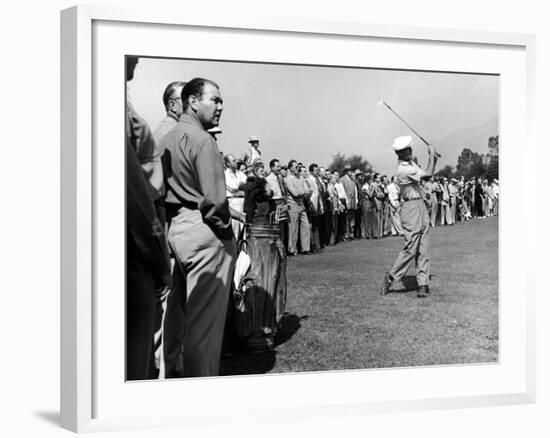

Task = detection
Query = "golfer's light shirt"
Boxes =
[396,160,426,200]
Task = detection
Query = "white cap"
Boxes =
[392,135,413,151]
[248,135,260,143]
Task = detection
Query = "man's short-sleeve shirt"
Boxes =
[396,160,427,200]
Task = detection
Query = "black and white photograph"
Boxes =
[125,55,499,381]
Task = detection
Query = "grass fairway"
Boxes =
[221,217,498,375]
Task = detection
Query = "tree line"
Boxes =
[435,135,499,181]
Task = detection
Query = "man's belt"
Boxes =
[180,199,199,210]
[227,195,244,199]
[402,196,423,202]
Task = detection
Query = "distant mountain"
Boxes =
[433,117,499,168]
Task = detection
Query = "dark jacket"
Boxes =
[243,176,274,224]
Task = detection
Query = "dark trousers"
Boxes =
[354,207,363,238]
[126,247,157,381]
[337,212,347,242]
[317,213,328,248]
[330,213,338,244]
[310,213,321,251]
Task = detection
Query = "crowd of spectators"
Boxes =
[224,147,499,258]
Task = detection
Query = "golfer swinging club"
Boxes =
[381,135,438,298]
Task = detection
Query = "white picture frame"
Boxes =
[60,5,536,433]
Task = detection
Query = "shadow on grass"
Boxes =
[387,275,418,293]
[274,313,309,347]
[220,313,308,376]
[387,274,436,294]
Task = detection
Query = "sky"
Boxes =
[128,57,499,176]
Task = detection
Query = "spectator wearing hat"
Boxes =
[381,135,438,298]
[243,135,262,167]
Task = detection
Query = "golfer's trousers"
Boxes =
[389,199,430,287]
[390,204,403,235]
[163,206,236,377]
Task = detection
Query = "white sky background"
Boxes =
[128,57,498,176]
